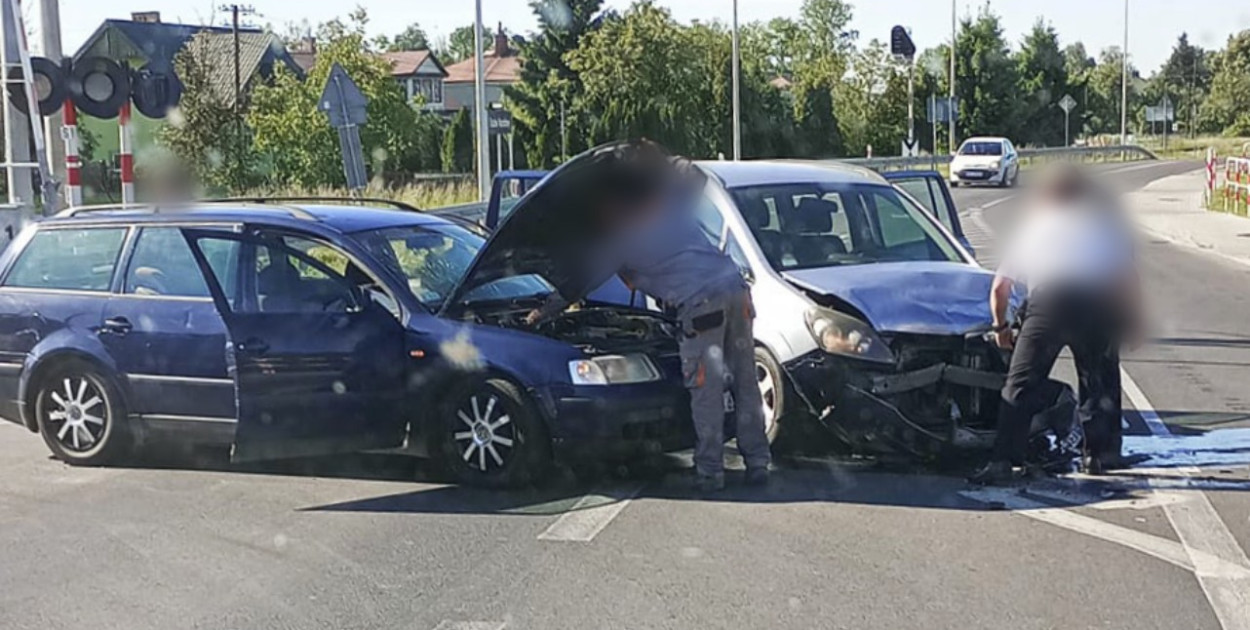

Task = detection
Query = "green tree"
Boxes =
[1085,46,1138,136]
[378,23,430,52]
[441,108,474,173]
[836,39,908,155]
[248,11,439,188]
[505,0,605,168]
[1199,30,1250,135]
[446,24,489,63]
[952,7,1019,140]
[159,32,257,193]
[1063,42,1096,135]
[1015,19,1069,146]
[1160,33,1211,135]
[787,0,855,157]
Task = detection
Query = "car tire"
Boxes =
[754,347,787,444]
[949,181,960,188]
[34,359,131,466]
[434,377,551,488]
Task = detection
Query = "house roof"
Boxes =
[289,50,317,73]
[381,50,447,78]
[74,18,302,76]
[444,53,521,85]
[186,31,290,104]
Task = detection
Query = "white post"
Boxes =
[730,0,741,161]
[39,0,65,206]
[473,0,489,202]
[948,0,956,154]
[1120,0,1128,145]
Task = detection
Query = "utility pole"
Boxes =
[948,0,956,154]
[1120,0,1128,145]
[39,0,65,202]
[730,0,741,160]
[473,0,489,201]
[220,4,256,189]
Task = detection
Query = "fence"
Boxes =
[843,144,1159,172]
[1222,156,1250,216]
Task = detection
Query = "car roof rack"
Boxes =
[58,201,320,221]
[208,196,423,213]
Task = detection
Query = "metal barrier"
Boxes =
[840,144,1159,172]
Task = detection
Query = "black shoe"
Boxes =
[969,461,1015,485]
[744,467,770,487]
[1085,453,1149,474]
[695,474,725,494]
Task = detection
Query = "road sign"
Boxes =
[318,63,370,191]
[890,26,915,59]
[901,137,919,157]
[319,63,368,127]
[488,109,512,136]
[1059,94,1077,114]
[927,96,958,123]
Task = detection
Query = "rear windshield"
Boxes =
[959,141,1004,156]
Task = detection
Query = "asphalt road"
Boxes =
[2,161,1248,630]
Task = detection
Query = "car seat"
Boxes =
[791,198,847,266]
[739,197,784,266]
[257,255,304,312]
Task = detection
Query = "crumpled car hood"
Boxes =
[782,261,998,336]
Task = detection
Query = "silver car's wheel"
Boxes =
[753,347,785,443]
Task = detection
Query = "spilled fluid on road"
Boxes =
[1124,428,1250,468]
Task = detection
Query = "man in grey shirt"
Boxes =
[529,142,771,492]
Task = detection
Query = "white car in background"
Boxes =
[949,136,1019,188]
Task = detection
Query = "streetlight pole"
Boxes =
[731,0,741,160]
[473,0,489,201]
[948,0,956,154]
[1120,0,1128,145]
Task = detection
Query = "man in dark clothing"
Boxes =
[528,142,771,492]
[972,164,1141,484]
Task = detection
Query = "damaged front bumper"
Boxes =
[783,350,1006,458]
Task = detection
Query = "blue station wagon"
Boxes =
[0,152,695,487]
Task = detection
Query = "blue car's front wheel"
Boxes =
[435,378,551,488]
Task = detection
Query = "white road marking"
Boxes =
[432,622,506,630]
[1122,368,1250,630]
[537,483,643,543]
[1021,487,1190,511]
[1103,160,1178,175]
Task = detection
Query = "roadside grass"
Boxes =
[1208,184,1250,217]
[1141,135,1250,161]
[245,178,479,211]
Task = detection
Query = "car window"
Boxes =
[252,238,358,314]
[695,197,725,246]
[893,177,957,234]
[730,183,960,270]
[725,233,751,274]
[124,228,214,298]
[4,227,127,292]
[958,141,1004,156]
[498,177,542,224]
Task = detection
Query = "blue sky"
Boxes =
[41,0,1250,74]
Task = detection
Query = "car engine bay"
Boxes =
[475,305,681,355]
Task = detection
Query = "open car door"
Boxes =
[182,227,410,462]
[485,170,548,230]
[884,170,975,258]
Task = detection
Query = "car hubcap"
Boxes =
[453,393,515,473]
[45,377,106,452]
[756,361,777,434]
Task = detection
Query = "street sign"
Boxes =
[318,63,370,191]
[488,109,512,136]
[927,96,958,123]
[901,137,919,157]
[319,63,368,127]
[1059,94,1077,114]
[890,26,916,59]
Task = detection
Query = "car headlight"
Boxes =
[803,307,894,364]
[568,354,661,385]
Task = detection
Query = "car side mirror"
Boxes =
[739,265,755,285]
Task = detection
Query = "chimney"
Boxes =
[493,22,508,57]
[294,35,316,54]
[131,11,161,23]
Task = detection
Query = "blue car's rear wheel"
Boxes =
[435,378,550,488]
[34,360,130,466]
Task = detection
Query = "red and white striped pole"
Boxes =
[62,99,82,207]
[119,101,135,205]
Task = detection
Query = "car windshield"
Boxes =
[352,223,552,310]
[959,141,1004,156]
[730,182,963,271]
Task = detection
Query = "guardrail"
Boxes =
[433,200,489,223]
[841,144,1159,172]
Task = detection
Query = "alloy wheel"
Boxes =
[756,360,778,436]
[453,393,516,473]
[43,377,108,453]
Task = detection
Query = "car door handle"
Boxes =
[235,338,270,355]
[101,316,132,335]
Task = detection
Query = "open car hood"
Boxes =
[438,144,626,317]
[782,261,999,336]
